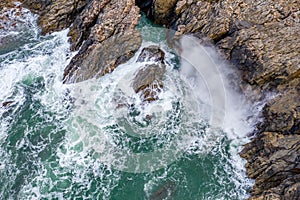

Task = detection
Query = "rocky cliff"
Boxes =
[139,0,299,199]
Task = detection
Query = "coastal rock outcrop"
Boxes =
[63,0,142,83]
[21,0,88,35]
[132,46,166,102]
[0,0,28,31]
[20,0,142,84]
[136,0,300,199]
[136,0,179,25]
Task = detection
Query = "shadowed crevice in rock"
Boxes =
[136,0,179,25]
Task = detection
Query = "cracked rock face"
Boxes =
[20,0,142,84]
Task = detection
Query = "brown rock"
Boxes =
[132,63,166,102]
[0,1,28,31]
[63,30,142,83]
[21,0,89,35]
[2,101,14,108]
[63,0,142,83]
[171,0,300,91]
[240,132,300,199]
[132,46,166,102]
[262,79,300,134]
[152,0,300,199]
[136,0,179,25]
[137,45,165,63]
[20,0,142,84]
[0,0,15,10]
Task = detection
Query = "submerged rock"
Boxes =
[133,46,166,102]
[149,181,176,200]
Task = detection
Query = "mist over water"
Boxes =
[0,9,256,200]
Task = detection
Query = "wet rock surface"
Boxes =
[21,0,88,35]
[133,46,166,102]
[141,0,300,199]
[137,45,165,63]
[20,0,142,84]
[63,30,142,83]
[172,0,300,93]
[63,0,141,83]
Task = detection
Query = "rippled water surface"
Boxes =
[0,10,254,200]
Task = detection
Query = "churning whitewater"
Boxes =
[0,8,256,200]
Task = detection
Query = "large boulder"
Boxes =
[63,30,142,83]
[132,46,166,102]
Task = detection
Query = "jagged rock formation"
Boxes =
[132,46,166,102]
[21,0,89,35]
[137,0,300,199]
[20,0,142,84]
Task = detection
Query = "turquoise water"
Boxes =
[0,9,253,200]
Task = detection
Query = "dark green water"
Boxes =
[0,11,253,200]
